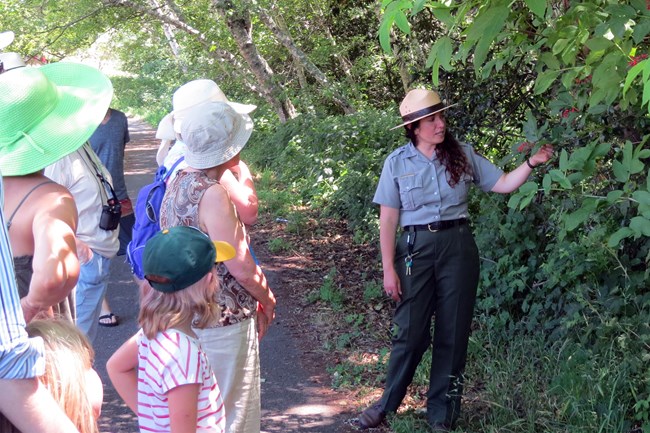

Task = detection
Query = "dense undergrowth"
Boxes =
[240,110,650,433]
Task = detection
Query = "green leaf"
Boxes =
[632,190,650,206]
[592,142,611,158]
[608,227,633,247]
[552,38,569,56]
[630,216,650,236]
[635,190,650,218]
[549,169,572,189]
[394,10,411,35]
[463,5,509,67]
[431,58,441,87]
[524,0,546,18]
[539,52,560,70]
[430,3,454,28]
[585,36,613,52]
[564,198,598,231]
[586,104,608,115]
[606,190,624,204]
[522,109,539,142]
[378,15,395,54]
[643,75,650,109]
[507,193,522,210]
[411,0,427,16]
[542,173,552,194]
[585,49,606,66]
[428,36,453,71]
[612,160,629,183]
[561,69,579,89]
[534,70,561,94]
[507,182,538,210]
[623,60,645,96]
[632,17,650,44]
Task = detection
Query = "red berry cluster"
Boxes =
[575,75,592,85]
[629,54,649,67]
[647,0,650,10]
[517,141,534,152]
[561,107,579,118]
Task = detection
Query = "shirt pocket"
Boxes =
[398,173,424,211]
[450,174,473,205]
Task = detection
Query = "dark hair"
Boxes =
[404,121,472,187]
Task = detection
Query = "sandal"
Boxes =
[98,312,119,327]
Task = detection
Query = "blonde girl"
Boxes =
[0,316,102,433]
[107,226,235,433]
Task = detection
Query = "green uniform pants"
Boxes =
[380,223,480,426]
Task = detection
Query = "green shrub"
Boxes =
[246,109,402,239]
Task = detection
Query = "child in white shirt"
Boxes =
[107,226,235,433]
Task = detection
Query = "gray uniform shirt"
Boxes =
[373,141,503,227]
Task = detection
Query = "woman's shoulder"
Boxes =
[385,142,413,162]
[456,140,473,151]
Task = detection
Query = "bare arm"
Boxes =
[22,192,79,322]
[0,378,80,433]
[379,206,402,302]
[219,160,259,225]
[199,184,276,338]
[167,384,200,433]
[491,144,554,193]
[106,333,139,413]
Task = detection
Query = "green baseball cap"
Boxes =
[143,226,236,293]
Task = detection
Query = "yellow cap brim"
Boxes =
[213,241,236,262]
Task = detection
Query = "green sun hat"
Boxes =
[143,226,236,293]
[0,62,113,176]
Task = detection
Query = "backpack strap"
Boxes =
[162,156,185,182]
[6,181,56,230]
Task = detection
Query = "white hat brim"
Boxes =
[0,31,14,50]
[155,112,175,140]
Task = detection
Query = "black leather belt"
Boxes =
[404,218,467,232]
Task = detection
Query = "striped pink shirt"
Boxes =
[136,329,225,432]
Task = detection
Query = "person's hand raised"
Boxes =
[529,144,554,167]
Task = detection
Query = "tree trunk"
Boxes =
[213,0,296,122]
[247,0,357,114]
[148,0,187,73]
[310,2,354,82]
[103,0,250,87]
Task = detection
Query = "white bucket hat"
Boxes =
[0,52,25,72]
[181,101,253,170]
[155,79,256,140]
[155,79,256,165]
[0,31,14,50]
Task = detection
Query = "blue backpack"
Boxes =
[126,157,184,279]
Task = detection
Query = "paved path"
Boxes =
[94,117,355,433]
